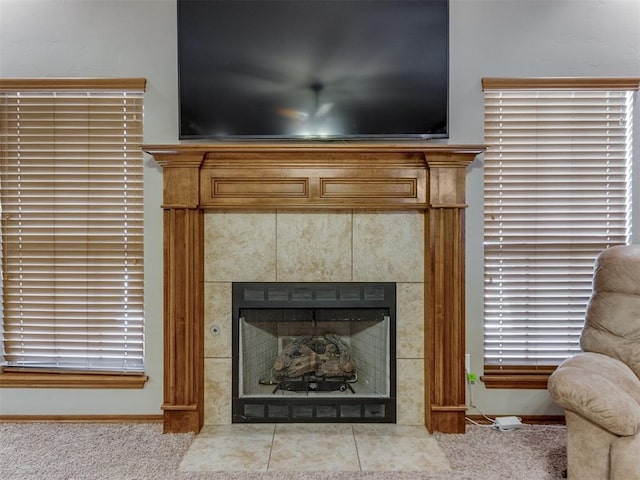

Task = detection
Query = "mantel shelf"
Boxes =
[143,142,486,153]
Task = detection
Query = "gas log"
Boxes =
[273,334,355,379]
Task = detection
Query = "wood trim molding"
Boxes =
[143,143,486,156]
[143,142,485,434]
[0,372,148,389]
[482,77,640,91]
[482,365,555,389]
[481,375,550,389]
[0,78,147,91]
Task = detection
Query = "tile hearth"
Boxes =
[179,423,451,473]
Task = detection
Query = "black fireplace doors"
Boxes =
[231,282,396,423]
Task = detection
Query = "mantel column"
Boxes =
[155,153,205,433]
[424,154,474,434]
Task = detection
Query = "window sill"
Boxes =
[0,371,148,389]
[481,366,556,389]
[481,374,550,389]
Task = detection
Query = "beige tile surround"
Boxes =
[203,210,425,426]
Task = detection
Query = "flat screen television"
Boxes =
[177,0,449,140]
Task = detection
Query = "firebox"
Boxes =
[232,282,396,423]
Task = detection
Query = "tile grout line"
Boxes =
[274,210,278,281]
[350,210,354,281]
[265,423,276,472]
[351,424,364,472]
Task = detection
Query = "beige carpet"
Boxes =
[0,422,566,480]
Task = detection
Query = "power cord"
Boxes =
[465,370,566,431]
[465,368,497,427]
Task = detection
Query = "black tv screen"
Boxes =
[177,0,449,140]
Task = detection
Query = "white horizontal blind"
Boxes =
[0,79,145,372]
[483,81,634,368]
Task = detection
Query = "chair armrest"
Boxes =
[548,352,640,436]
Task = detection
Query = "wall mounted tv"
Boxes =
[177,0,449,140]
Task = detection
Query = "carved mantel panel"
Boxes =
[143,142,484,434]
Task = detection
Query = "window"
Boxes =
[0,79,146,388]
[481,78,638,388]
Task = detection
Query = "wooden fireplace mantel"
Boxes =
[143,142,485,434]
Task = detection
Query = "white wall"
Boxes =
[0,0,638,417]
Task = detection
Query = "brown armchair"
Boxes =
[548,244,640,480]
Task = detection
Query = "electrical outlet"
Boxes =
[465,354,477,383]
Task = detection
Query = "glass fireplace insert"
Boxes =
[232,282,396,423]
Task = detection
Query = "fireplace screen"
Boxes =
[232,282,396,422]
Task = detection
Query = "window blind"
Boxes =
[482,78,637,369]
[0,79,146,373]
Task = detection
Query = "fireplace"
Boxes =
[232,282,396,422]
[143,142,484,434]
